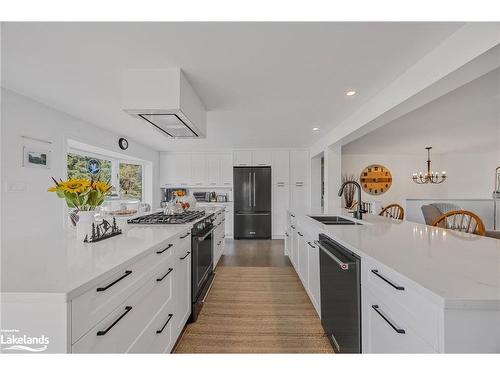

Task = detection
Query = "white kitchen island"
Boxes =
[1,207,225,353]
[286,208,500,353]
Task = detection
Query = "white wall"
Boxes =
[341,149,499,211]
[1,89,161,242]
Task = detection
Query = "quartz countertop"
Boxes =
[289,207,500,310]
[1,207,225,301]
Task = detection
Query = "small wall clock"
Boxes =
[360,164,392,195]
[118,138,129,150]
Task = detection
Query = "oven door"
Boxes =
[191,228,213,302]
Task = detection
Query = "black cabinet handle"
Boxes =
[371,269,405,290]
[156,314,173,334]
[156,244,173,254]
[291,225,296,229]
[371,305,405,334]
[297,232,304,237]
[96,270,132,292]
[307,241,316,248]
[97,306,132,336]
[291,214,295,218]
[180,233,190,239]
[180,251,191,260]
[156,268,173,282]
[285,232,289,237]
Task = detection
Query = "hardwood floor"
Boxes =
[219,239,292,267]
[173,239,333,353]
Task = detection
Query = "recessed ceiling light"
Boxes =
[346,90,357,96]
[313,127,320,131]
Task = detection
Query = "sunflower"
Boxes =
[93,180,112,193]
[60,179,91,194]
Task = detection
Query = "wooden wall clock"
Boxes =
[360,164,392,195]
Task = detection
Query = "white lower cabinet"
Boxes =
[213,210,226,269]
[72,264,175,353]
[362,286,436,353]
[272,184,289,238]
[72,233,191,353]
[288,217,321,317]
[306,237,321,316]
[297,229,308,287]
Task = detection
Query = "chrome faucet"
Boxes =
[338,181,366,220]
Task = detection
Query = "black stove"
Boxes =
[127,210,206,224]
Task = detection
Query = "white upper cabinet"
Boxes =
[175,154,191,186]
[161,152,232,187]
[206,154,220,186]
[271,150,290,185]
[290,150,309,186]
[252,150,272,166]
[160,153,190,186]
[233,150,252,166]
[233,150,271,166]
[220,154,233,186]
[190,154,207,186]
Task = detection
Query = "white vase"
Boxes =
[76,211,97,241]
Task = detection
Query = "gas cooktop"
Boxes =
[127,210,206,224]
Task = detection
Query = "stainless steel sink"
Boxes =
[309,216,361,225]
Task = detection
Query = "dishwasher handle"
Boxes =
[314,240,355,270]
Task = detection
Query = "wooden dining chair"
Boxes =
[379,204,404,220]
[431,210,486,236]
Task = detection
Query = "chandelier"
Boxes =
[412,147,446,184]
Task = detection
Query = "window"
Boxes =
[67,149,144,201]
[67,152,112,181]
[119,162,143,200]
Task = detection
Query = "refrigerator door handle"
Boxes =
[248,172,252,207]
[253,172,256,207]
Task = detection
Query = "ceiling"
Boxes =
[342,68,500,155]
[1,22,463,150]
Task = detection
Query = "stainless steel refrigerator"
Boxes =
[234,166,271,239]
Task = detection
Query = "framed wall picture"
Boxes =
[23,145,51,169]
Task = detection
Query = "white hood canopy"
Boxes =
[122,68,207,138]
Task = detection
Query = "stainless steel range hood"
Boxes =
[122,69,207,138]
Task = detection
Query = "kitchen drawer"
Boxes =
[362,256,441,348]
[362,286,437,353]
[72,263,174,353]
[129,299,176,353]
[72,240,177,342]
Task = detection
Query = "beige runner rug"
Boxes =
[174,266,334,353]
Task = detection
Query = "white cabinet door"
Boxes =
[284,229,291,256]
[297,229,308,288]
[220,154,233,186]
[271,150,290,185]
[291,184,306,210]
[160,153,177,186]
[233,150,252,166]
[191,154,207,186]
[272,184,289,237]
[307,237,321,316]
[291,225,299,269]
[206,154,220,186]
[252,150,272,166]
[362,287,435,353]
[173,250,191,336]
[290,150,309,186]
[224,205,233,237]
[173,154,191,186]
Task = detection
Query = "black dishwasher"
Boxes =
[315,234,361,353]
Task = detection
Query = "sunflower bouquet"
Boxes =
[48,177,113,211]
